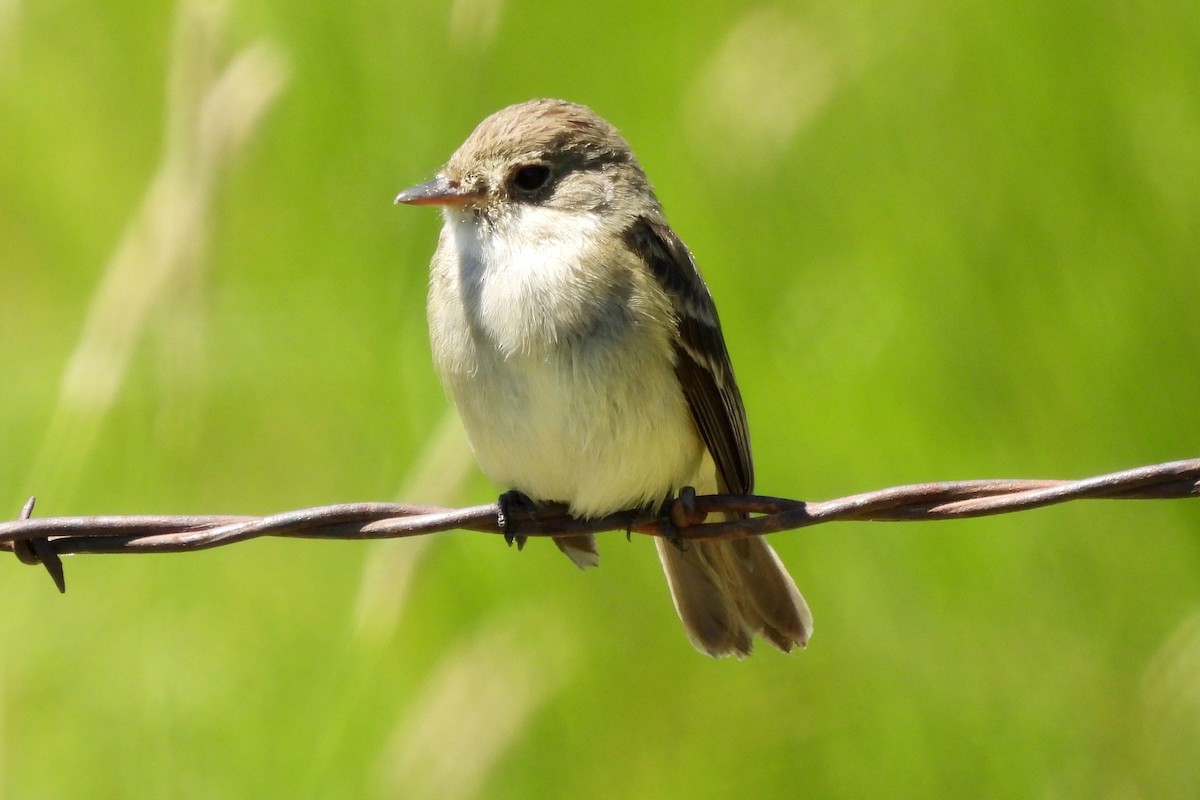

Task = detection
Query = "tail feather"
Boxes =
[656,536,811,658]
[656,538,753,656]
[554,534,600,569]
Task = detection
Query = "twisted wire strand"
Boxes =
[2,458,1197,592]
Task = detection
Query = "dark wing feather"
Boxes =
[623,216,753,495]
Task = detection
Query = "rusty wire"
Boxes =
[2,458,1197,593]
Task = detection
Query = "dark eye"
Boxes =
[511,164,551,193]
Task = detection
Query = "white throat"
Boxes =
[444,204,610,356]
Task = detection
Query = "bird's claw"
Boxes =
[497,490,535,551]
[660,487,704,552]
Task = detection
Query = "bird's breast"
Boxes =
[426,207,704,515]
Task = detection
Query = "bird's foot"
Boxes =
[497,490,537,550]
[659,486,705,552]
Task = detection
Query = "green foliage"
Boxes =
[2,1,1198,797]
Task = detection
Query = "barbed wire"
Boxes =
[2,458,1197,593]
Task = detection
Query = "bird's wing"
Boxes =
[623,216,753,495]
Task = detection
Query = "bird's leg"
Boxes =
[497,490,537,550]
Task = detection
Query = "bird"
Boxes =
[395,99,812,657]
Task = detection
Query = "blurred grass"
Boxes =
[2,0,1198,797]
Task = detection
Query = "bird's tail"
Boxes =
[656,533,812,658]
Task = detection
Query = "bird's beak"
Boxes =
[394,175,481,208]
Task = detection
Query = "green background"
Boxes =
[2,0,1198,797]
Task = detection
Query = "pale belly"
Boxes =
[446,344,705,518]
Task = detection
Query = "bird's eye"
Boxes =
[511,164,551,193]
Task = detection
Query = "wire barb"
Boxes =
[2,459,1197,591]
[9,497,66,593]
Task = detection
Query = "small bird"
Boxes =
[395,99,812,656]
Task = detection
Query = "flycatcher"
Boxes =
[395,99,812,657]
